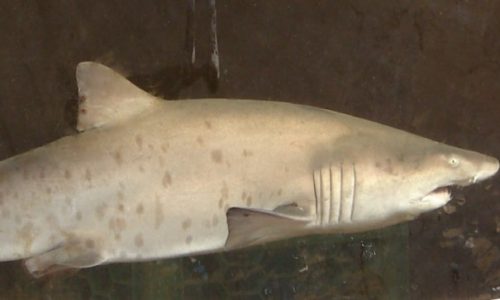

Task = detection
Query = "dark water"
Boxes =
[0,1,499,299]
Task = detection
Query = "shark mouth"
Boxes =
[431,186,451,195]
[420,186,452,208]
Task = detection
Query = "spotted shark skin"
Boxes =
[0,62,497,277]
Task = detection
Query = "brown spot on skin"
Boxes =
[117,203,125,212]
[186,235,193,244]
[79,95,86,103]
[80,108,87,114]
[204,120,212,129]
[85,239,95,249]
[246,196,253,206]
[155,196,164,229]
[242,149,253,157]
[17,222,35,253]
[45,187,52,195]
[211,150,223,163]
[196,136,204,145]
[113,151,123,166]
[139,165,145,173]
[284,167,289,173]
[161,143,169,153]
[182,219,192,230]
[95,204,108,220]
[136,203,144,215]
[76,211,82,221]
[115,234,121,241]
[212,215,219,226]
[85,169,92,182]
[383,158,395,174]
[64,170,71,179]
[162,172,172,188]
[135,135,143,149]
[134,234,144,248]
[375,161,381,168]
[277,189,282,196]
[109,217,127,233]
[117,218,127,229]
[148,144,154,151]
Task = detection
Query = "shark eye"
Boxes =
[448,156,460,167]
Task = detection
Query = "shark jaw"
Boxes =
[421,186,451,207]
[414,157,499,214]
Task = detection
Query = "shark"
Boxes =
[0,62,497,277]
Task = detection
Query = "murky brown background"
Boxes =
[0,1,499,299]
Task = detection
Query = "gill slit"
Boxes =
[319,168,324,226]
[313,171,319,225]
[337,162,343,224]
[328,164,333,225]
[350,163,357,222]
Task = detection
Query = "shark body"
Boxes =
[0,62,497,277]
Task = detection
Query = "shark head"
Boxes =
[340,131,499,231]
[400,144,499,214]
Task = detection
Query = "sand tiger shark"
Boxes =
[0,62,497,277]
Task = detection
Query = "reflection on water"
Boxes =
[0,224,408,299]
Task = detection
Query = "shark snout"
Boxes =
[473,155,499,183]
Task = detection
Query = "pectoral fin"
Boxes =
[225,207,310,250]
[24,235,107,278]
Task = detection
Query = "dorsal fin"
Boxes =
[76,62,158,132]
